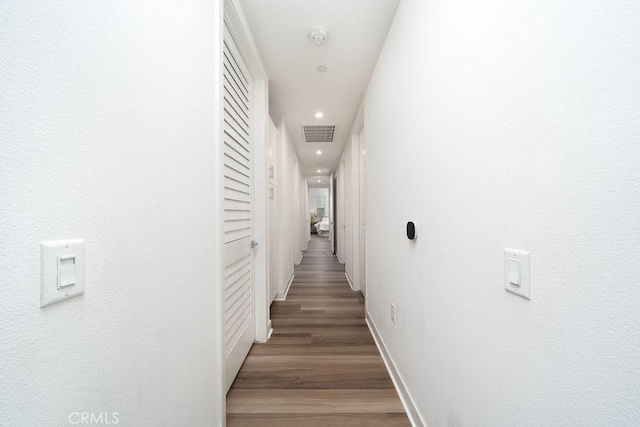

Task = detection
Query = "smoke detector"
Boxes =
[310,26,328,45]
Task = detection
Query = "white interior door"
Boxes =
[293,162,300,261]
[338,162,346,262]
[223,22,255,393]
[329,174,335,252]
[345,156,353,282]
[358,128,367,297]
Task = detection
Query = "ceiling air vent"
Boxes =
[302,125,337,143]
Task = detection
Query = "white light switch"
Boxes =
[57,255,76,289]
[508,259,521,286]
[41,239,85,307]
[504,248,530,299]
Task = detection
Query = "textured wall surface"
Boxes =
[0,1,222,425]
[364,0,640,425]
[276,122,302,294]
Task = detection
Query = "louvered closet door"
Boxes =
[223,22,254,393]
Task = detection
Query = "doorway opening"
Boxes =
[309,186,330,238]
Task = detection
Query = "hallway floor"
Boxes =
[226,235,410,426]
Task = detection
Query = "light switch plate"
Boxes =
[41,239,85,307]
[504,248,530,299]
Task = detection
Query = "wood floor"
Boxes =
[226,235,410,426]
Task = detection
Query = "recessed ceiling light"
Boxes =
[317,169,321,173]
[315,112,323,119]
[316,150,322,155]
[317,180,321,183]
[316,65,327,73]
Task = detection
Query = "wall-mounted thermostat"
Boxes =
[406,222,417,240]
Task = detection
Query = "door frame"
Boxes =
[213,1,224,424]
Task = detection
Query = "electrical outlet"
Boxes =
[390,303,396,324]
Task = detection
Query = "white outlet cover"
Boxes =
[504,248,530,300]
[41,239,85,308]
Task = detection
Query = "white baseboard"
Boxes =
[345,271,354,290]
[366,311,426,427]
[267,319,273,340]
[336,252,343,264]
[274,272,294,301]
[297,252,304,264]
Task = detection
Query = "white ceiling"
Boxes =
[237,0,400,182]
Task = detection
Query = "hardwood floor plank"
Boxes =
[226,235,410,425]
[232,355,394,389]
[247,342,380,356]
[227,413,411,427]
[227,389,406,413]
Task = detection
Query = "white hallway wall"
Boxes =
[274,120,304,297]
[364,0,640,425]
[293,160,307,257]
[336,133,361,290]
[267,117,279,303]
[0,1,223,426]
